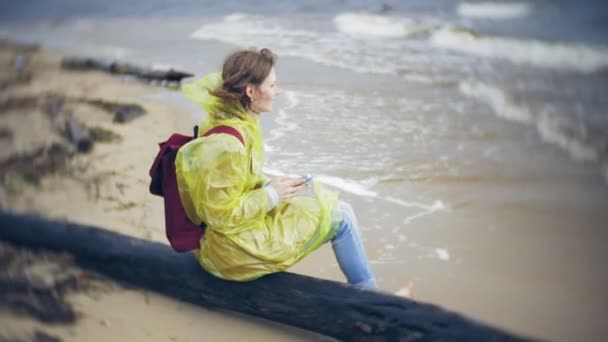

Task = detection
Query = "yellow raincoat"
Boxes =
[175,74,340,281]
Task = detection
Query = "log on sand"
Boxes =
[61,57,193,84]
[0,210,535,342]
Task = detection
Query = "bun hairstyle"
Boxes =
[209,48,277,110]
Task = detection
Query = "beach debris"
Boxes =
[88,126,122,143]
[1,330,64,342]
[0,95,39,112]
[113,104,146,123]
[61,57,194,85]
[44,95,64,120]
[40,96,94,153]
[0,143,73,185]
[65,113,93,153]
[0,241,81,323]
[32,330,63,342]
[75,97,146,123]
[0,127,13,141]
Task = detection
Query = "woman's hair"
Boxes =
[209,48,277,110]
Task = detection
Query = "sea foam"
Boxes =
[333,12,430,38]
[457,2,532,20]
[536,111,599,162]
[460,80,603,163]
[459,81,532,123]
[431,27,608,73]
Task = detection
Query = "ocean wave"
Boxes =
[314,175,378,197]
[263,167,379,197]
[457,2,532,20]
[459,81,532,123]
[431,27,608,73]
[189,13,461,80]
[333,12,430,38]
[461,80,606,163]
[268,171,448,223]
[536,111,599,162]
[264,90,300,153]
[190,13,391,74]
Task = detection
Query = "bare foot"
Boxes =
[395,281,414,299]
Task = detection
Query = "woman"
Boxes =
[175,48,377,288]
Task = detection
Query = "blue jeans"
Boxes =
[331,202,377,288]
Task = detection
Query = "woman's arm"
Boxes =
[191,136,268,232]
[176,134,305,233]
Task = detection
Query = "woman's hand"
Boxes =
[268,177,305,203]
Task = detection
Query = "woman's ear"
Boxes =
[245,84,254,98]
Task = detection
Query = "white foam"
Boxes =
[385,197,446,211]
[189,13,447,78]
[333,12,428,38]
[431,27,608,73]
[381,196,446,225]
[536,111,598,162]
[461,81,601,163]
[284,90,300,110]
[314,175,378,197]
[263,167,379,198]
[190,13,316,43]
[457,2,532,20]
[395,200,446,225]
[262,167,286,178]
[225,13,249,22]
[264,90,300,152]
[459,81,532,123]
[434,248,450,261]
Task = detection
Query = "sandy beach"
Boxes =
[1,8,608,337]
[0,41,328,342]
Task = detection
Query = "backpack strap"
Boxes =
[202,125,244,146]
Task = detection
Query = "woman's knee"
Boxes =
[333,201,357,242]
[339,201,355,224]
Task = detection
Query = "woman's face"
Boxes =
[249,67,279,114]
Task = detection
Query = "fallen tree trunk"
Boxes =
[61,57,193,84]
[0,210,535,341]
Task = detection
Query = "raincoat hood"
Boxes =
[181,72,252,123]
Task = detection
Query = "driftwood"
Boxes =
[0,241,81,323]
[0,211,535,342]
[75,98,146,123]
[0,144,73,185]
[61,57,193,84]
[64,114,93,152]
[41,96,93,153]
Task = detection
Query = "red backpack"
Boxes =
[148,125,244,252]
